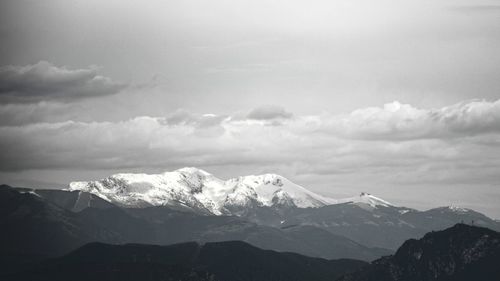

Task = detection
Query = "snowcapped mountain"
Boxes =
[68,167,339,215]
[338,192,393,209]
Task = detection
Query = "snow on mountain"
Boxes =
[337,192,394,209]
[68,167,339,215]
[445,205,471,213]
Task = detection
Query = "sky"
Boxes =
[1,0,500,217]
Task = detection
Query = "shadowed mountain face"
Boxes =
[271,203,500,250]
[337,224,500,281]
[4,181,500,264]
[2,185,500,281]
[4,241,367,281]
[4,185,499,281]
[14,175,500,251]
[0,185,388,266]
[26,188,116,212]
[0,186,123,261]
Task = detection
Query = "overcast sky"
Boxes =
[1,0,500,217]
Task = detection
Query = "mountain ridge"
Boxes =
[67,167,392,215]
[5,240,367,281]
[5,175,500,251]
[337,224,500,281]
[0,185,390,263]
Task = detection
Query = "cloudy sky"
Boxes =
[1,0,500,217]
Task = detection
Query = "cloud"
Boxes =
[164,110,227,137]
[2,98,500,217]
[323,99,500,140]
[0,61,127,103]
[246,105,293,121]
[165,109,227,128]
[0,102,70,126]
[0,97,500,208]
[1,99,500,173]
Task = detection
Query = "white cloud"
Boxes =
[1,99,500,175]
[322,99,500,140]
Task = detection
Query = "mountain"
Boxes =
[337,192,393,208]
[67,168,500,249]
[4,241,367,281]
[68,167,336,214]
[14,187,116,212]
[337,224,500,281]
[0,185,388,263]
[20,167,500,251]
[274,200,500,250]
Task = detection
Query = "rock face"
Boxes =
[337,224,500,281]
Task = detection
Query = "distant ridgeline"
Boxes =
[3,223,499,281]
[1,169,500,280]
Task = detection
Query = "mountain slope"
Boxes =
[0,184,129,277]
[15,187,116,212]
[278,224,393,259]
[337,224,500,281]
[5,241,367,281]
[270,201,500,250]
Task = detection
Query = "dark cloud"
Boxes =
[247,105,293,120]
[0,61,127,103]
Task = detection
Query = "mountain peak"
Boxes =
[240,173,286,186]
[338,192,393,208]
[260,173,285,179]
[66,168,397,214]
[445,205,471,213]
[68,168,336,213]
[174,167,212,176]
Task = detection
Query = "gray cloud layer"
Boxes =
[1,99,499,172]
[3,99,500,217]
[0,61,126,103]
